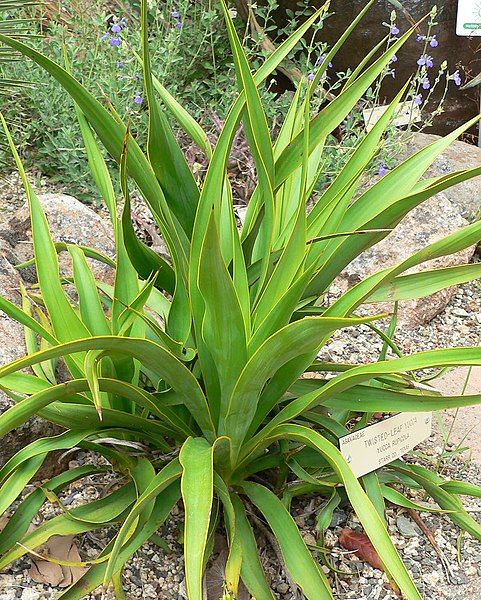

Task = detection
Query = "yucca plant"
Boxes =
[1,1,481,598]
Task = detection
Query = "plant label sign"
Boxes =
[362,102,421,132]
[339,412,432,478]
[457,0,481,36]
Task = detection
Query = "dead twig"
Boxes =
[406,508,454,583]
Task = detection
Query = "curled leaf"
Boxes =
[339,528,383,571]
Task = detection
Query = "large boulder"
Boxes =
[340,192,473,327]
[0,238,60,468]
[402,133,481,221]
[335,133,480,327]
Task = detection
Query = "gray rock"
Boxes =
[453,573,469,585]
[338,191,474,327]
[403,134,481,221]
[336,132,481,328]
[396,515,422,538]
[0,193,115,284]
[331,509,348,528]
[0,194,116,468]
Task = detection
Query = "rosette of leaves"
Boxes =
[1,1,481,598]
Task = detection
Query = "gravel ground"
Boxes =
[3,431,481,600]
[1,172,481,599]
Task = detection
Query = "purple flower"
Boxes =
[416,33,424,42]
[109,37,122,47]
[417,54,434,68]
[422,76,430,90]
[378,162,388,177]
[120,17,128,27]
[111,23,122,33]
[452,70,462,86]
[307,72,315,82]
[175,20,183,28]
[429,35,439,47]
[387,69,396,78]
[117,60,125,69]
[390,54,398,63]
[390,24,400,35]
[315,55,333,68]
[413,94,423,106]
[101,32,109,42]
[134,94,143,105]
[171,10,180,18]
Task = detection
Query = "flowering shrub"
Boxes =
[1,2,481,598]
[0,0,235,201]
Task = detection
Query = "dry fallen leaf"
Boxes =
[205,535,250,600]
[339,528,383,571]
[28,534,88,587]
[28,559,65,587]
[0,515,9,532]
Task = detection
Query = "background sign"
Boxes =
[363,102,421,132]
[457,0,481,36]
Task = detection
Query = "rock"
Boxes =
[302,532,317,546]
[0,193,115,284]
[177,579,187,599]
[338,189,475,327]
[21,589,40,600]
[402,133,481,221]
[0,193,116,468]
[331,509,348,528]
[396,515,421,538]
[335,130,481,327]
[0,238,60,469]
[276,582,289,594]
